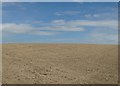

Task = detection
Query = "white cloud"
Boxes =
[2,22,85,36]
[2,19,117,36]
[93,14,100,18]
[2,19,117,44]
[52,20,66,25]
[32,31,57,35]
[55,11,80,16]
[84,12,117,20]
[2,23,33,34]
[52,20,117,30]
[44,26,84,31]
[84,14,92,18]
[2,23,56,35]
[79,20,117,29]
[85,14,100,18]
[51,19,118,44]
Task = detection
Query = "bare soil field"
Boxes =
[0,44,2,85]
[2,44,118,84]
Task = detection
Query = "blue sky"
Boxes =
[1,0,120,2]
[2,2,118,44]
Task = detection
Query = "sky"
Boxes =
[2,2,118,44]
[1,0,120,2]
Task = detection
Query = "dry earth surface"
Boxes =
[2,44,118,84]
[0,44,2,85]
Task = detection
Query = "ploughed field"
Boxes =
[2,44,118,84]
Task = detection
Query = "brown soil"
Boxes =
[2,44,118,84]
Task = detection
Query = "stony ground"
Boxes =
[2,44,118,84]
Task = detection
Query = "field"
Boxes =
[0,44,2,85]
[2,44,118,84]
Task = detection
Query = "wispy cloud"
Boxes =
[2,21,85,36]
[84,14,100,18]
[2,23,57,36]
[2,19,117,35]
[2,19,117,42]
[51,20,117,30]
[55,11,80,16]
[84,12,117,20]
